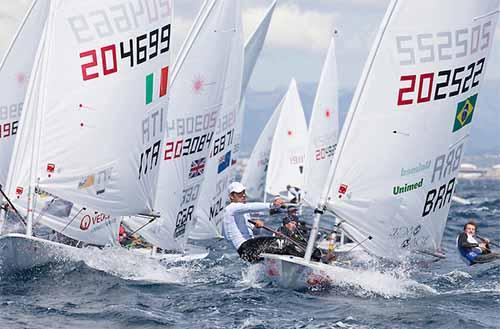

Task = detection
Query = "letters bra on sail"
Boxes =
[322,0,500,260]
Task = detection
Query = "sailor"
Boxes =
[276,207,329,262]
[222,181,288,263]
[278,207,307,244]
[457,221,500,265]
[286,185,302,204]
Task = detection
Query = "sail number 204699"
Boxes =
[79,24,170,81]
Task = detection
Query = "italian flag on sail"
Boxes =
[146,66,169,105]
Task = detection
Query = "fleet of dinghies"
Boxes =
[189,1,277,240]
[242,78,308,202]
[123,0,241,258]
[262,0,500,289]
[0,0,175,271]
[1,0,499,288]
[0,0,277,273]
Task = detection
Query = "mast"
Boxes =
[0,0,39,70]
[26,5,53,237]
[304,0,399,261]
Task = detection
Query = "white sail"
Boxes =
[5,0,172,244]
[129,0,240,251]
[322,0,499,260]
[242,97,283,200]
[303,36,339,208]
[266,79,307,197]
[0,0,50,187]
[190,0,276,240]
[241,0,276,94]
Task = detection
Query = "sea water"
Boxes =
[0,179,499,329]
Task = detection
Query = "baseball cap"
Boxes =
[228,182,246,194]
[283,216,297,225]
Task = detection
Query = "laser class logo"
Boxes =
[453,94,477,133]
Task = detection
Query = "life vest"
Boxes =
[456,234,482,265]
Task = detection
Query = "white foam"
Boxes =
[436,269,472,284]
[316,263,436,298]
[240,263,267,288]
[63,246,193,283]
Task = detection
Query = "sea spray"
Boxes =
[65,246,191,283]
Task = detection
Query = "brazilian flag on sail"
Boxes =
[453,94,477,132]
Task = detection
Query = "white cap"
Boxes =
[228,182,246,194]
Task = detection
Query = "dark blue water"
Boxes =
[1,179,499,329]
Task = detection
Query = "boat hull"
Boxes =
[128,244,209,262]
[262,253,333,290]
[0,233,77,274]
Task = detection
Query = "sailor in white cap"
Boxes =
[222,181,286,262]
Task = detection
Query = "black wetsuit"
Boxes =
[277,225,322,261]
[237,236,287,263]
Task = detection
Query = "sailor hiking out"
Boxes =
[457,221,500,265]
[223,182,292,263]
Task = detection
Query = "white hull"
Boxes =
[128,244,208,262]
[262,253,333,290]
[0,233,78,274]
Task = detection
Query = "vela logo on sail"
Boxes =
[145,66,169,105]
[80,212,111,231]
[453,94,477,132]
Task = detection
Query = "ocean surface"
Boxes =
[1,179,499,329]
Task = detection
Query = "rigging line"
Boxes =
[346,235,373,253]
[128,217,157,237]
[0,186,27,227]
[59,207,85,234]
[473,9,500,21]
[477,235,500,249]
[415,249,446,259]
[32,197,55,225]
[449,134,469,149]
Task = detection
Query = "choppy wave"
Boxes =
[0,179,499,328]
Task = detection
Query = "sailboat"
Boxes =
[0,0,49,190]
[0,0,173,273]
[189,0,277,240]
[123,0,241,256]
[263,0,500,289]
[265,78,307,200]
[242,79,307,201]
[300,33,357,253]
